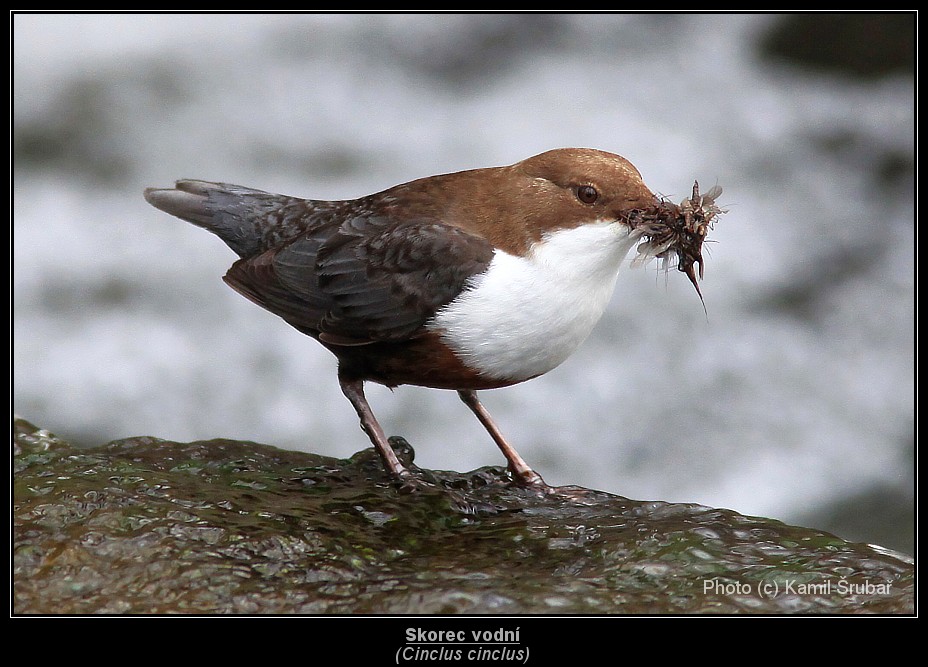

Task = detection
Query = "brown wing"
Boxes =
[223,214,494,345]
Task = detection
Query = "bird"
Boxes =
[144,148,720,488]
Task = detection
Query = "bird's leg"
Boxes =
[457,389,546,487]
[339,375,410,481]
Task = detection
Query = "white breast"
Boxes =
[429,221,640,382]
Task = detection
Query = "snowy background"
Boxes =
[13,14,914,553]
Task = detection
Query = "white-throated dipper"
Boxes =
[144,148,722,487]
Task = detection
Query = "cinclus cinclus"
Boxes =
[144,148,722,487]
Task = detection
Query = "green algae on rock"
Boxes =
[13,418,914,614]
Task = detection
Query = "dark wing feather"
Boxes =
[224,214,494,344]
[222,222,334,336]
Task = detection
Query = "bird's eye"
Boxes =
[576,185,599,204]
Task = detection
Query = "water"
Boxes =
[12,14,914,550]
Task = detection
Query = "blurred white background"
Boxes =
[13,13,914,552]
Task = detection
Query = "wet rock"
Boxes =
[13,418,913,614]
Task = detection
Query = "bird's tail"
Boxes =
[144,180,290,258]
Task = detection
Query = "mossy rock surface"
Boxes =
[13,418,914,614]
